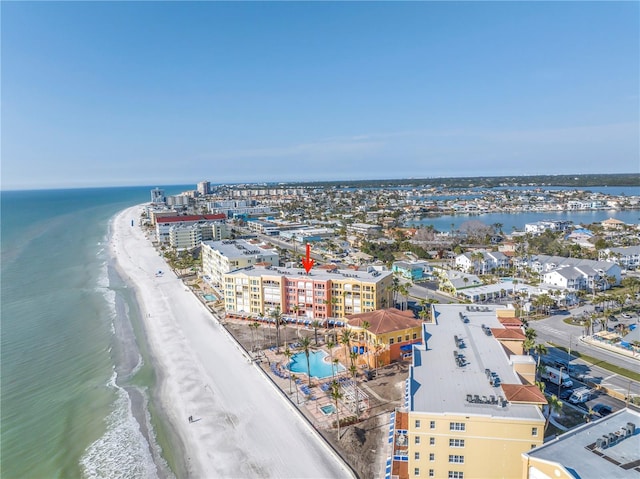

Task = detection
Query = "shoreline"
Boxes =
[109,204,355,478]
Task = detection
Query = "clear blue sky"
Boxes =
[2,1,638,189]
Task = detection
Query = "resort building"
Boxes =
[223,263,393,320]
[202,239,279,286]
[155,213,226,244]
[168,222,230,250]
[388,304,546,479]
[346,308,423,368]
[521,408,640,479]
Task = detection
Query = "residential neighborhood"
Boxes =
[141,181,640,479]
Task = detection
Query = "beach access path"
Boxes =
[111,206,354,479]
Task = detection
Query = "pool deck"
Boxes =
[260,347,369,430]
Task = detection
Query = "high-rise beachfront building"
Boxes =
[150,187,165,204]
[197,180,210,196]
[223,263,393,320]
[202,239,280,286]
[388,305,546,479]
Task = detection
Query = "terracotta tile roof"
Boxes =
[347,308,421,335]
[499,317,523,327]
[318,264,338,271]
[501,384,547,404]
[156,213,226,224]
[491,328,526,340]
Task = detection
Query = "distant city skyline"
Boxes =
[2,2,638,190]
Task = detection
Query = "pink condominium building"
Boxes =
[223,263,393,320]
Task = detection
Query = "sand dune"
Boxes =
[110,205,354,478]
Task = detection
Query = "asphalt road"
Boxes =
[530,307,640,403]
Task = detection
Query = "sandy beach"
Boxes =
[110,205,354,479]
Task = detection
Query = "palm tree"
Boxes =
[349,363,361,418]
[349,350,358,369]
[373,339,384,372]
[270,306,284,352]
[523,328,537,355]
[300,336,312,387]
[330,380,343,439]
[327,339,336,378]
[340,329,353,366]
[311,320,322,346]
[249,321,261,352]
[283,346,294,394]
[361,320,371,367]
[544,395,563,433]
[534,343,548,377]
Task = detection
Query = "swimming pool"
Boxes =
[288,351,345,379]
[320,404,336,415]
[203,294,217,301]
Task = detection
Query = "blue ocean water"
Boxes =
[0,186,187,479]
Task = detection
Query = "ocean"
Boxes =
[0,186,188,479]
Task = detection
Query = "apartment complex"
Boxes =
[389,304,546,479]
[522,408,639,479]
[202,239,279,286]
[223,264,393,319]
[169,222,230,250]
[155,213,226,244]
[516,255,622,293]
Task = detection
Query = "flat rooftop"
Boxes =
[410,303,543,421]
[524,408,640,478]
[226,264,392,282]
[203,239,278,259]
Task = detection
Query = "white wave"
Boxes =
[129,353,144,379]
[80,373,159,479]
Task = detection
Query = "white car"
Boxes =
[622,313,632,319]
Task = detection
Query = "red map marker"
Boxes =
[301,243,315,273]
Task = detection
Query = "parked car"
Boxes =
[621,313,632,319]
[592,403,613,417]
[559,388,574,400]
[609,315,618,322]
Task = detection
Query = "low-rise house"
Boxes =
[521,255,621,292]
[599,246,640,271]
[455,250,510,274]
[392,261,431,281]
